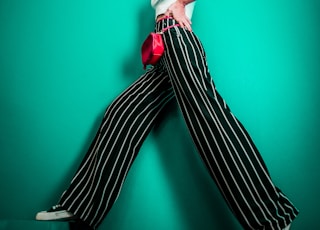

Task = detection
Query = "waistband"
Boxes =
[155,16,180,33]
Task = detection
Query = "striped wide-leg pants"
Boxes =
[58,18,298,229]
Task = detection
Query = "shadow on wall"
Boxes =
[122,4,155,78]
[47,3,155,209]
[152,99,241,230]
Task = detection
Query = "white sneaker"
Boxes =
[35,204,76,221]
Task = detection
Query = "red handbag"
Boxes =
[141,24,179,69]
[141,32,164,69]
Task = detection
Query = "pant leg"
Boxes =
[158,18,299,230]
[58,66,174,229]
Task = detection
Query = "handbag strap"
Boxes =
[157,23,180,34]
[161,24,180,33]
[157,15,180,33]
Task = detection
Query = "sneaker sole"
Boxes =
[36,210,76,221]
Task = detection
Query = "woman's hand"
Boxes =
[165,1,192,31]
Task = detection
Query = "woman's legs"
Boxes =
[37,17,298,230]
[58,66,174,229]
[159,17,298,230]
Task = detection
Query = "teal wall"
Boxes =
[1,0,319,229]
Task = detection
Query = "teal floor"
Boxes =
[0,220,69,230]
[0,220,94,230]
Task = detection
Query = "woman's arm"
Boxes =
[165,0,196,31]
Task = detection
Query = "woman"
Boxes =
[36,0,299,229]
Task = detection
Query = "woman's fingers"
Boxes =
[181,18,192,31]
[165,13,192,31]
[164,2,193,31]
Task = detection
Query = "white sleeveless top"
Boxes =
[151,0,196,19]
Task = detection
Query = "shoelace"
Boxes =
[51,204,62,210]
